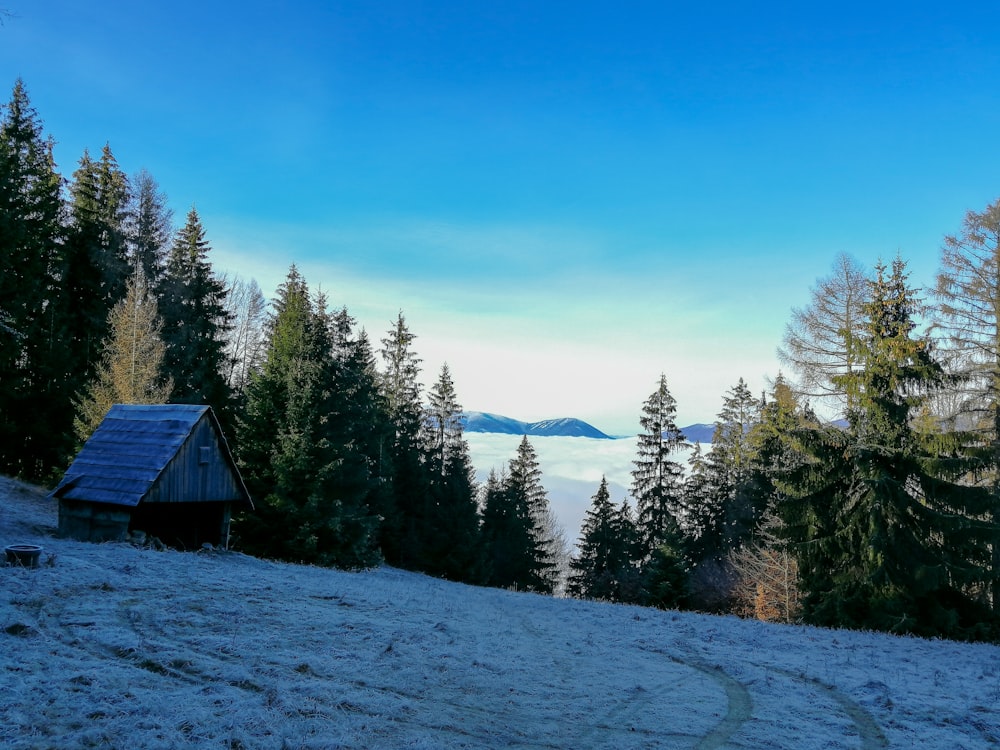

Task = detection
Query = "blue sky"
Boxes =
[4,1,1000,434]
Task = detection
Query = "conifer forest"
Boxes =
[2,79,999,642]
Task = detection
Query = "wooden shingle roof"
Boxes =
[52,404,250,508]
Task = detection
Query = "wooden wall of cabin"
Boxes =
[58,499,131,543]
[145,417,243,504]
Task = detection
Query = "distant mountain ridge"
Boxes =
[462,412,717,442]
[462,412,613,439]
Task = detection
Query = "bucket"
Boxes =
[5,544,43,568]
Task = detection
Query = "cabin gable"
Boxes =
[145,416,245,504]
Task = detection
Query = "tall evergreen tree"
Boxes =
[0,79,65,478]
[729,376,814,623]
[782,259,998,639]
[630,374,688,561]
[62,144,131,400]
[688,378,762,562]
[422,364,484,582]
[235,267,380,568]
[126,168,172,287]
[568,477,637,601]
[378,312,431,568]
[491,436,558,593]
[74,269,172,443]
[158,207,232,415]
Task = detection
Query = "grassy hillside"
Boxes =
[1,475,998,749]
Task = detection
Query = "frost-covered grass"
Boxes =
[2,475,998,749]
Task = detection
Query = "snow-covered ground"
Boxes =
[2,475,998,749]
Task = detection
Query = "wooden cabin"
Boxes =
[52,404,252,550]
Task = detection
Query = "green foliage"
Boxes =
[482,438,559,593]
[422,364,484,583]
[158,208,233,418]
[0,79,66,478]
[631,374,688,561]
[235,267,381,569]
[377,312,433,568]
[641,542,690,610]
[687,378,762,564]
[780,260,999,640]
[127,168,172,288]
[568,477,641,602]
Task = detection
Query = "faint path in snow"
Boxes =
[767,668,888,750]
[678,658,754,750]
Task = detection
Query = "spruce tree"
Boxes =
[688,378,762,562]
[568,477,637,601]
[631,374,688,560]
[0,79,65,478]
[126,168,172,287]
[62,144,132,404]
[484,436,559,593]
[158,207,232,416]
[378,312,432,568]
[783,259,998,639]
[422,364,484,582]
[235,267,380,568]
[729,376,813,623]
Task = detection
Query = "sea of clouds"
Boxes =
[466,433,645,545]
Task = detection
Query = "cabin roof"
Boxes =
[52,404,251,508]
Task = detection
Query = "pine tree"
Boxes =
[688,378,762,562]
[235,268,380,568]
[630,374,688,561]
[74,269,172,443]
[421,364,484,582]
[378,312,431,568]
[158,208,232,416]
[479,468,511,585]
[783,259,998,639]
[334,319,394,560]
[62,144,132,402]
[568,477,637,601]
[483,436,559,593]
[0,79,65,478]
[127,168,172,287]
[307,295,382,569]
[728,376,813,623]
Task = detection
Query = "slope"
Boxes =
[1,475,998,749]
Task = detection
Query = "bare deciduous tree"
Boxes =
[221,273,268,398]
[778,253,869,414]
[728,514,800,624]
[931,197,1000,610]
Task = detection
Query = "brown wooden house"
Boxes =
[52,404,252,549]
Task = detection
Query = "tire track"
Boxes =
[678,658,754,750]
[767,668,888,750]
